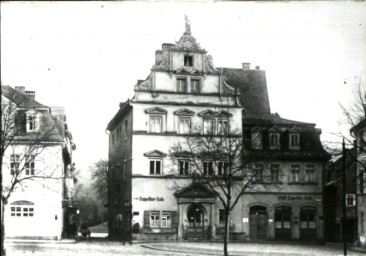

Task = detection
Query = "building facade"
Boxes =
[107,19,329,242]
[351,119,366,247]
[1,86,76,240]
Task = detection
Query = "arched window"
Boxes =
[10,201,34,217]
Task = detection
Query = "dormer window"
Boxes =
[289,133,300,149]
[251,131,262,149]
[26,110,41,133]
[184,55,193,67]
[269,133,280,149]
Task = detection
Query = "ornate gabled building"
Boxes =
[107,18,329,242]
[1,85,76,240]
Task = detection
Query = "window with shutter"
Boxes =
[143,211,150,228]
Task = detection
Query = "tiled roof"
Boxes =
[218,68,271,115]
[2,85,48,108]
[243,114,315,126]
[107,100,132,131]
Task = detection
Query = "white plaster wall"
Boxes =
[3,144,64,239]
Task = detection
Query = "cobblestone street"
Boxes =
[5,240,366,256]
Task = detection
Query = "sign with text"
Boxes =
[278,195,313,201]
[134,196,164,202]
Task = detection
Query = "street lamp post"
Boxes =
[342,138,347,256]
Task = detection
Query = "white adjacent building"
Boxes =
[1,86,76,240]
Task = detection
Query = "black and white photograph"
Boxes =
[1,1,366,256]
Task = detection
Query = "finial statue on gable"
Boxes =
[184,14,191,35]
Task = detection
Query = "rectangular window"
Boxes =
[179,117,191,134]
[123,161,127,180]
[305,165,315,183]
[177,78,187,93]
[191,79,200,93]
[203,161,214,176]
[25,156,35,176]
[149,116,162,133]
[179,160,189,175]
[150,211,160,227]
[11,206,34,217]
[161,211,171,228]
[125,120,128,138]
[290,164,300,183]
[27,115,39,132]
[219,209,225,226]
[255,164,264,181]
[150,160,162,175]
[112,134,115,146]
[217,120,229,135]
[251,132,262,149]
[184,55,193,67]
[269,133,280,148]
[218,162,229,176]
[203,119,215,134]
[271,164,280,182]
[117,127,121,140]
[289,134,300,149]
[346,194,356,206]
[10,154,20,175]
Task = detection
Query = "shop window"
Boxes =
[149,116,162,133]
[203,118,215,135]
[191,79,200,93]
[251,132,262,149]
[300,207,316,229]
[184,55,193,67]
[10,154,20,175]
[161,211,171,228]
[150,211,160,227]
[275,206,291,229]
[305,165,315,183]
[289,133,300,149]
[219,209,226,226]
[254,164,264,182]
[290,164,300,183]
[10,201,34,217]
[177,78,187,93]
[150,160,162,175]
[270,164,280,182]
[25,155,35,176]
[218,162,229,176]
[179,160,190,175]
[203,161,214,176]
[217,119,229,135]
[179,117,191,134]
[269,133,280,149]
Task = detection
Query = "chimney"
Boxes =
[15,86,25,94]
[242,63,250,70]
[255,66,260,70]
[25,91,35,100]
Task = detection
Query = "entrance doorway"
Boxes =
[186,203,205,238]
[275,206,292,240]
[249,206,267,239]
[300,206,317,241]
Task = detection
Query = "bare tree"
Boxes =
[1,88,65,255]
[170,127,274,256]
[90,159,108,202]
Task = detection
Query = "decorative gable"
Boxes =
[269,125,281,132]
[215,110,233,118]
[198,110,217,117]
[145,107,167,115]
[175,183,216,198]
[174,108,195,116]
[143,150,167,158]
[289,125,301,132]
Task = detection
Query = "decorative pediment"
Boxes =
[143,150,167,158]
[174,108,195,116]
[134,75,153,90]
[269,125,282,132]
[250,126,263,132]
[215,110,233,118]
[198,110,217,117]
[145,107,167,115]
[175,183,216,199]
[175,68,202,75]
[289,125,301,132]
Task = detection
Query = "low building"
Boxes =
[351,119,366,247]
[107,19,329,242]
[1,86,76,240]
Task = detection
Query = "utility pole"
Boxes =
[342,138,347,256]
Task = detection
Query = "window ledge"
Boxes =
[288,182,318,185]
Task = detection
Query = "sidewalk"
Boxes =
[5,238,76,244]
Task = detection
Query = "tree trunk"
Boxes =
[223,208,230,256]
[1,198,6,256]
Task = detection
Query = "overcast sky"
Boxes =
[2,1,366,172]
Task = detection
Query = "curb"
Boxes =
[5,239,77,244]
